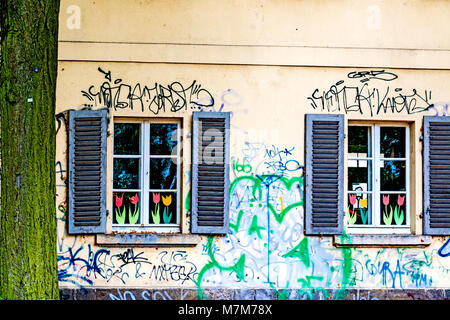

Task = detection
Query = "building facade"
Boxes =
[57,0,450,300]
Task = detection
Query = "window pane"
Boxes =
[150,158,177,189]
[113,192,141,224]
[150,123,178,155]
[113,158,140,189]
[114,123,140,155]
[348,160,372,191]
[149,192,177,224]
[380,193,407,226]
[347,193,372,225]
[380,127,405,158]
[380,160,406,191]
[348,126,371,157]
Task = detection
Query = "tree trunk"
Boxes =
[0,0,60,299]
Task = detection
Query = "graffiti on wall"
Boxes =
[438,239,450,258]
[195,141,355,299]
[57,139,450,298]
[80,68,215,113]
[55,71,450,299]
[307,70,433,116]
[57,245,198,289]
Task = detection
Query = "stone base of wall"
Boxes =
[60,288,450,300]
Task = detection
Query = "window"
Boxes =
[112,119,181,233]
[304,113,449,241]
[67,109,231,237]
[347,124,409,234]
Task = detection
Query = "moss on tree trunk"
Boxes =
[0,0,60,299]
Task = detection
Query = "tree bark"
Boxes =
[0,0,60,299]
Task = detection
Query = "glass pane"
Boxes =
[150,158,177,189]
[114,123,141,155]
[347,193,372,225]
[380,193,407,226]
[113,192,141,224]
[113,158,140,189]
[150,123,178,155]
[348,160,372,191]
[380,160,406,191]
[348,126,371,157]
[380,127,406,158]
[149,192,177,224]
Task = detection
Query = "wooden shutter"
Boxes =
[191,112,230,234]
[305,114,344,235]
[67,109,107,234]
[423,116,450,235]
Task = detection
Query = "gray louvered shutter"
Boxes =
[423,116,450,235]
[191,112,230,234]
[305,114,344,235]
[67,109,107,234]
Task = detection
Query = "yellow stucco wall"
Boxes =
[56,0,450,298]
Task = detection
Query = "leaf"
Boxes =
[347,206,357,225]
[151,203,160,224]
[394,206,404,225]
[129,205,139,224]
[115,207,126,224]
[383,205,393,225]
[360,208,368,225]
[163,206,172,224]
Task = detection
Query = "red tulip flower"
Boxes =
[349,194,357,206]
[115,194,123,207]
[397,195,405,206]
[152,192,160,204]
[382,195,390,206]
[129,193,139,205]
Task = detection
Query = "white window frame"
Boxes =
[347,123,410,235]
[112,118,181,233]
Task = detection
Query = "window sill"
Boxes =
[96,233,201,246]
[333,234,432,248]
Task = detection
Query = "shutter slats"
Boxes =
[68,109,107,234]
[192,112,230,234]
[305,114,344,235]
[424,116,450,235]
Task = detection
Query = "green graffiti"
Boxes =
[185,189,191,212]
[297,274,326,300]
[230,174,303,225]
[196,236,246,300]
[283,238,310,268]
[229,210,244,233]
[195,172,356,300]
[248,215,265,239]
[334,232,354,300]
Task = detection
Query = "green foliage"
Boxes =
[163,207,172,224]
[394,206,404,225]
[360,208,368,225]
[151,203,160,224]
[129,206,139,225]
[347,206,357,225]
[115,207,126,224]
[383,205,393,225]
